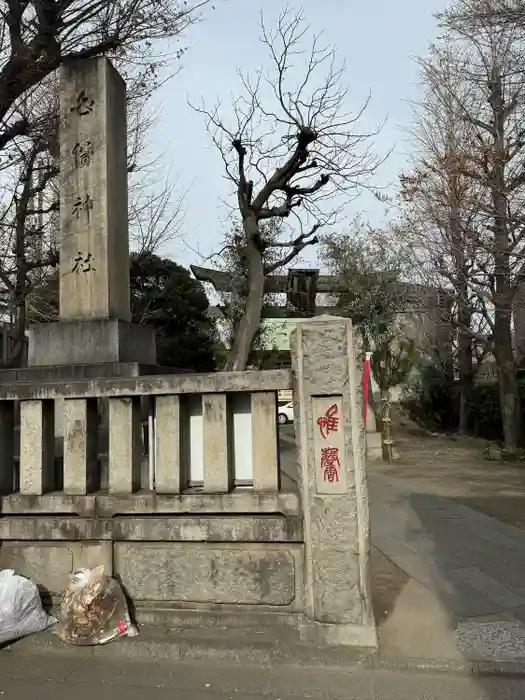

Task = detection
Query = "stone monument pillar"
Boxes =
[290,315,377,647]
[28,57,155,367]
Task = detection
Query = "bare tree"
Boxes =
[0,0,209,154]
[0,77,59,365]
[193,9,382,371]
[439,0,525,28]
[399,46,492,433]
[129,166,186,256]
[409,3,525,448]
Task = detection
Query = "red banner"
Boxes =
[363,352,372,425]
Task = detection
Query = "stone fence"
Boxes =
[0,316,376,648]
[0,370,290,497]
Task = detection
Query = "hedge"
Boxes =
[404,364,525,442]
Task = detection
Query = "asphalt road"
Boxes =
[1,653,525,700]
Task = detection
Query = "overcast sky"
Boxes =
[149,0,450,269]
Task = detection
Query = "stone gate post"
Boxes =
[290,315,377,647]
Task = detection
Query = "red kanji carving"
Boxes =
[321,446,340,468]
[320,446,340,483]
[323,465,339,483]
[316,404,339,439]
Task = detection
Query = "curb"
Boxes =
[4,629,525,678]
[372,655,525,678]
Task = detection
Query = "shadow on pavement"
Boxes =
[452,493,525,529]
[401,488,525,698]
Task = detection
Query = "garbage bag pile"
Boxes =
[0,565,136,648]
[55,566,138,646]
[0,569,56,645]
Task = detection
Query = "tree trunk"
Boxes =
[223,219,265,372]
[492,195,520,448]
[494,290,520,448]
[489,68,520,450]
[380,388,393,462]
[458,372,473,435]
[449,158,473,435]
[457,303,473,435]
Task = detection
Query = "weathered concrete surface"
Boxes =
[202,393,230,493]
[0,515,303,541]
[0,491,301,516]
[63,398,99,494]
[28,319,156,366]
[6,652,523,700]
[0,506,304,607]
[27,57,160,368]
[4,631,525,696]
[366,431,383,461]
[0,362,169,383]
[251,392,280,492]
[291,316,375,646]
[155,395,182,493]
[108,396,142,493]
[58,57,130,323]
[19,399,55,494]
[0,542,112,595]
[0,369,293,400]
[115,543,302,606]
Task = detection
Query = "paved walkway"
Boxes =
[369,472,525,662]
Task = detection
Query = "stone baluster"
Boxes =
[63,398,99,494]
[108,396,142,493]
[19,400,55,495]
[155,395,182,494]
[202,393,231,493]
[251,392,280,492]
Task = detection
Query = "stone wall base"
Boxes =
[0,539,305,612]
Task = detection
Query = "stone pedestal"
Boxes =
[28,319,156,367]
[291,315,376,647]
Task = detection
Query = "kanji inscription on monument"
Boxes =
[72,141,94,168]
[312,396,347,494]
[70,89,95,115]
[72,252,96,274]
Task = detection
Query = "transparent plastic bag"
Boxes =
[0,569,56,645]
[55,566,138,646]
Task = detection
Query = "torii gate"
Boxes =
[190,265,453,331]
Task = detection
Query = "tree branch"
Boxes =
[264,223,321,273]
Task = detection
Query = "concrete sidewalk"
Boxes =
[1,651,524,700]
[370,472,525,664]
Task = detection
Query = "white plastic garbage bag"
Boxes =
[56,566,138,646]
[0,569,56,645]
